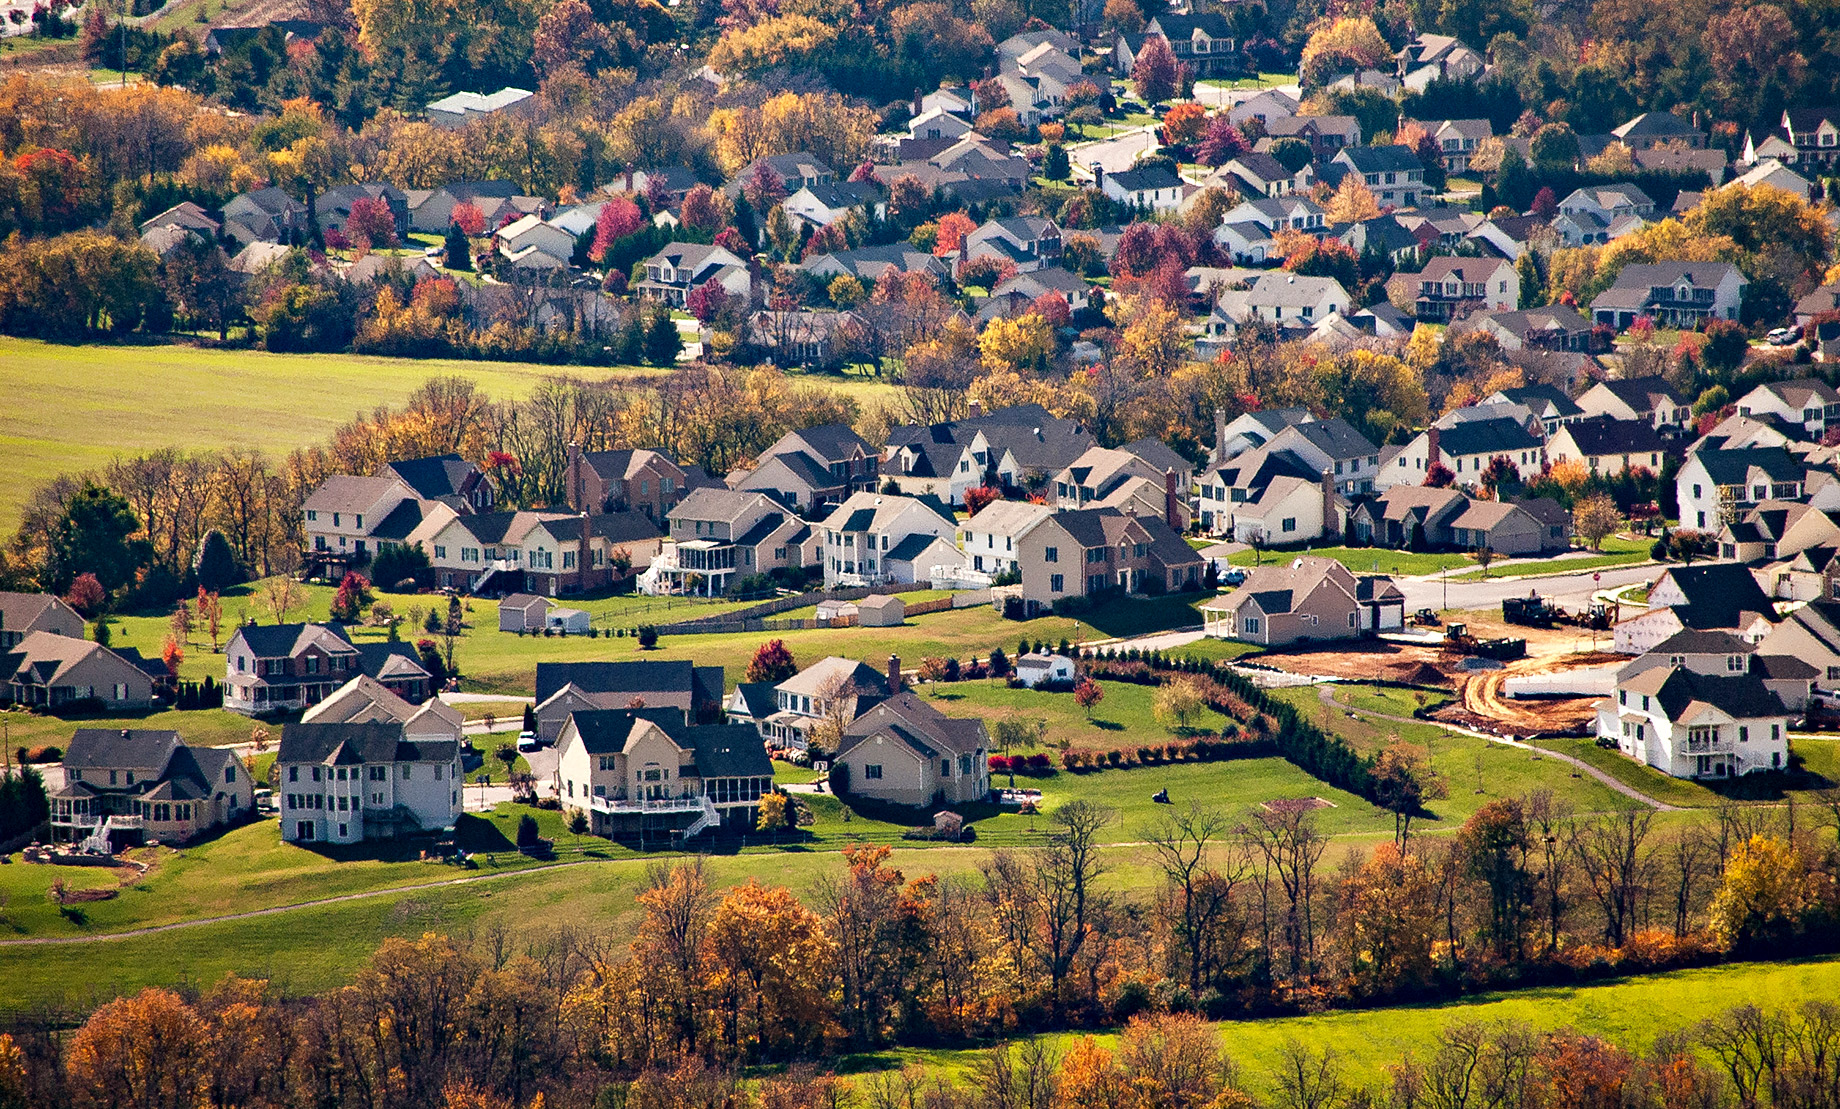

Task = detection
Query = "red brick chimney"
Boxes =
[1165,469,1181,531]
[1426,425,1440,477]
[888,653,903,691]
[567,442,585,513]
[1321,470,1338,539]
[967,400,982,419]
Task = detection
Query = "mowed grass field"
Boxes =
[0,338,903,533]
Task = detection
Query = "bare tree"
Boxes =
[1666,826,1716,938]
[1273,1041,1345,1109]
[1526,789,1575,955]
[1244,804,1328,986]
[1574,808,1656,947]
[1147,802,1249,994]
[982,800,1115,1019]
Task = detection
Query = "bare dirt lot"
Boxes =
[1436,650,1625,739]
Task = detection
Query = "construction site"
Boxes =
[1240,596,1629,739]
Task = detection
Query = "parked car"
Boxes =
[1768,326,1802,346]
[1222,566,1248,585]
[516,731,541,753]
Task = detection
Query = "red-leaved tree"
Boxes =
[589,196,644,262]
[450,202,486,237]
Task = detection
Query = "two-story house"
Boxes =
[565,445,694,520]
[1596,666,1788,780]
[1554,184,1655,245]
[1382,419,1545,489]
[277,721,462,844]
[1545,417,1672,475]
[553,708,773,839]
[1612,111,1704,151]
[1406,118,1492,174]
[1770,108,1840,172]
[1098,165,1186,213]
[729,424,879,512]
[759,655,892,749]
[0,592,83,648]
[1330,146,1425,208]
[962,216,1063,274]
[653,488,812,595]
[1574,376,1691,431]
[817,492,960,588]
[1589,262,1747,330]
[959,500,1056,580]
[223,623,363,715]
[1013,506,1203,614]
[534,659,725,742]
[301,672,464,741]
[633,242,751,307]
[51,729,251,848]
[833,692,989,807]
[1411,256,1519,323]
[1244,273,1350,327]
[1677,445,1807,531]
[420,508,664,596]
[1613,563,1778,654]
[1211,153,1313,199]
[1052,442,1194,528]
[1735,379,1840,441]
[1200,557,1401,644]
[0,632,155,710]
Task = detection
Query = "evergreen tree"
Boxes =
[644,310,683,366]
[444,223,474,272]
[192,529,242,591]
[1044,143,1070,181]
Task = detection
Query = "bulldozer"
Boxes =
[1444,622,1528,661]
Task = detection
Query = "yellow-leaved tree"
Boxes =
[1709,834,1810,948]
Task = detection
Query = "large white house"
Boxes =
[1595,666,1791,779]
[552,708,773,839]
[817,492,960,587]
[276,721,463,844]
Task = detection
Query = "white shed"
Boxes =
[860,594,906,627]
[815,599,860,626]
[546,607,592,635]
[1015,652,1075,688]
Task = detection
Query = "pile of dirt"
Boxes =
[1256,641,1457,686]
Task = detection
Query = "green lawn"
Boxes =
[1533,735,1840,808]
[0,338,902,533]
[1229,546,1479,576]
[927,680,1230,751]
[883,956,1840,1093]
[1446,536,1656,582]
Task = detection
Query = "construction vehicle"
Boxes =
[1412,608,1442,626]
[1502,591,1561,628]
[1444,622,1528,661]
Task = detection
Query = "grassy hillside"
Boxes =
[0,338,900,533]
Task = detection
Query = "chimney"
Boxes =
[1090,163,1104,191]
[914,86,923,118]
[888,653,903,691]
[1213,406,1227,458]
[567,442,585,513]
[1426,425,1440,474]
[1165,469,1181,531]
[1321,470,1339,540]
[968,400,982,419]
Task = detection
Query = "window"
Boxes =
[941,759,952,776]
[1281,517,1296,533]
[434,545,447,559]
[289,766,299,782]
[402,766,412,779]
[864,764,884,780]
[1739,726,1749,742]
[1243,617,1260,634]
[307,510,317,521]
[1044,546,1058,563]
[1050,573,1064,592]
[226,766,236,783]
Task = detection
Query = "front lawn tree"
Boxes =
[1573,493,1622,550]
[1073,676,1104,718]
[747,639,798,683]
[1132,34,1183,104]
[1372,741,1447,845]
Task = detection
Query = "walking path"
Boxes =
[1313,685,1678,811]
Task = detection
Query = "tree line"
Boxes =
[9,787,1840,1109]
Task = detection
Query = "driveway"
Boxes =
[1068,126,1163,174]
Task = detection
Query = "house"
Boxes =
[51,730,251,847]
[1590,262,1747,331]
[553,708,773,839]
[222,623,361,715]
[0,592,83,648]
[833,692,989,807]
[533,659,725,742]
[1383,419,1545,489]
[1349,486,1569,554]
[1463,308,1595,355]
[1770,108,1840,173]
[407,181,542,235]
[1552,183,1655,246]
[426,87,534,128]
[1098,165,1186,213]
[998,42,1082,124]
[1612,111,1704,151]
[1597,665,1788,779]
[1331,147,1425,208]
[300,673,464,741]
[909,107,975,142]
[1227,90,1301,129]
[1574,376,1691,431]
[1795,283,1840,327]
[1408,119,1493,174]
[1753,601,1840,701]
[783,181,887,230]
[1394,33,1486,87]
[817,492,958,588]
[861,595,905,627]
[1212,153,1313,199]
[221,186,309,246]
[1613,563,1778,654]
[318,183,409,241]
[1485,384,1587,434]
[1409,257,1519,323]
[760,656,893,749]
[959,500,1056,579]
[1244,273,1349,327]
[1015,651,1076,687]
[1053,443,1192,525]
[1215,196,1328,261]
[729,152,837,195]
[634,242,751,308]
[276,721,462,844]
[1198,455,1340,543]
[990,267,1092,313]
[565,445,692,520]
[1546,418,1672,475]
[1013,507,1204,613]
[1132,13,1239,78]
[1199,556,1395,645]
[1735,379,1840,441]
[802,244,949,285]
[729,424,879,512]
[652,488,810,596]
[420,508,664,596]
[1734,159,1814,197]
[964,216,1063,274]
[886,403,1096,505]
[1719,502,1840,564]
[302,474,432,565]
[493,214,577,268]
[1677,445,1806,531]
[0,632,155,710]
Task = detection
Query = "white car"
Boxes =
[1768,326,1801,346]
[516,731,541,753]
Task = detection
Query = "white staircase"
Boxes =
[683,795,720,838]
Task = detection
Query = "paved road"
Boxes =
[1068,126,1163,175]
[1315,685,1678,811]
[1395,562,1660,613]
